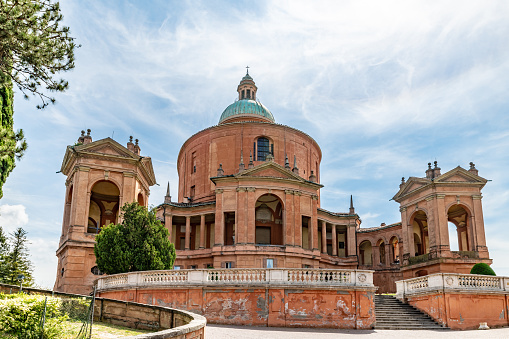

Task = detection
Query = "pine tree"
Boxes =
[3,227,34,286]
[0,0,77,197]
[0,226,9,280]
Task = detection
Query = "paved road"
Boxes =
[206,324,509,338]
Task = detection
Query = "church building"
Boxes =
[54,72,492,295]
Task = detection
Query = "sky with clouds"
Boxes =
[1,0,509,287]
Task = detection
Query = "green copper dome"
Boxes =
[219,99,274,124]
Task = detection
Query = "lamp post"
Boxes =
[17,274,25,293]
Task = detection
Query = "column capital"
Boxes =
[285,190,295,195]
[311,194,319,200]
[215,189,224,194]
[236,187,247,192]
[246,187,256,192]
[123,171,135,177]
[425,195,435,201]
[399,207,407,212]
[436,194,446,199]
[472,194,483,200]
[78,166,90,172]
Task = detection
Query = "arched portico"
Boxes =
[255,194,283,245]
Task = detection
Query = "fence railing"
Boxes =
[396,273,509,299]
[97,268,374,291]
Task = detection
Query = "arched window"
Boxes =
[257,137,270,161]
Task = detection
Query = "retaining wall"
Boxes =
[396,273,509,330]
[0,283,206,338]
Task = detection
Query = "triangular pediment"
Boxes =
[392,177,430,202]
[236,161,304,181]
[76,138,137,159]
[434,166,487,184]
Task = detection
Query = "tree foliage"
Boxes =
[0,227,34,286]
[94,202,176,275]
[0,0,78,108]
[0,72,26,199]
[470,262,496,276]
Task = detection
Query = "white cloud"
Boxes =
[0,205,29,234]
[2,0,509,285]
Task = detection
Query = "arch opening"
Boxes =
[137,192,144,206]
[87,180,120,234]
[411,211,429,256]
[255,194,283,246]
[447,204,470,251]
[359,240,372,266]
[390,236,400,264]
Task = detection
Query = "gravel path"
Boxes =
[206,324,509,338]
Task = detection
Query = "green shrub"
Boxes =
[470,263,496,276]
[0,294,68,339]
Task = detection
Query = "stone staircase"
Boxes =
[375,295,449,330]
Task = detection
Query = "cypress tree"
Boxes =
[2,227,34,286]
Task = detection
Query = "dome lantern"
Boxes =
[237,66,257,101]
[219,69,275,125]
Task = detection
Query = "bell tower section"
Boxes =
[54,130,156,294]
[393,162,491,279]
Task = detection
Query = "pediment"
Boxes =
[434,166,487,184]
[76,138,136,159]
[392,177,430,201]
[236,161,303,181]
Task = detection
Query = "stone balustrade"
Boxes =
[396,273,509,299]
[97,268,374,291]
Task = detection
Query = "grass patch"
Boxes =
[1,320,152,339]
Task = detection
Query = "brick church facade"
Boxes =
[54,72,492,295]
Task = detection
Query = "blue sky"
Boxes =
[1,0,509,287]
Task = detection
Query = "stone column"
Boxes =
[408,223,415,257]
[347,224,356,257]
[399,207,411,263]
[284,190,294,246]
[185,216,191,250]
[472,195,488,257]
[164,212,173,242]
[199,214,205,249]
[311,195,319,251]
[236,188,246,244]
[72,166,90,229]
[321,220,327,254]
[373,243,380,266]
[214,189,224,246]
[425,196,438,257]
[435,194,450,257]
[246,188,256,244]
[385,243,391,265]
[331,224,337,256]
[294,192,302,247]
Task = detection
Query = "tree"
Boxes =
[470,262,496,276]
[0,0,77,197]
[1,227,34,286]
[0,226,8,279]
[94,202,176,275]
[0,0,78,107]
[0,72,27,199]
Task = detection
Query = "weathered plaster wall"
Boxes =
[407,292,509,330]
[98,286,375,329]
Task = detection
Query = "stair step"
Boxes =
[374,295,447,330]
